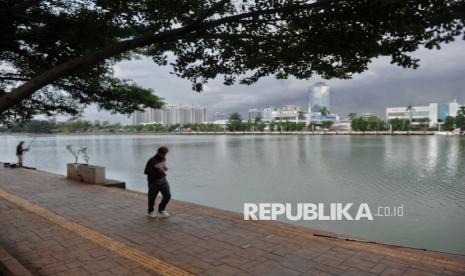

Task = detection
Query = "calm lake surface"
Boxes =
[1,134,464,254]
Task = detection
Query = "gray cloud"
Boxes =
[84,40,465,123]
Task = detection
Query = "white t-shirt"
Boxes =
[154,161,166,170]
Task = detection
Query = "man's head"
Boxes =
[19,141,25,145]
[157,146,169,157]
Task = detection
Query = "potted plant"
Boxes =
[66,145,105,184]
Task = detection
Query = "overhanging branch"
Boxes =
[0,76,30,81]
[0,0,44,17]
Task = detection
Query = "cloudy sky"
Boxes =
[83,40,465,123]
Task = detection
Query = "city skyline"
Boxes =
[81,40,465,123]
[132,105,207,125]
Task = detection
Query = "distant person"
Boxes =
[16,141,29,167]
[144,146,171,218]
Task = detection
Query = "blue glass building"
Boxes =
[308,82,330,113]
[437,103,450,122]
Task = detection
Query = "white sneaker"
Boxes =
[147,212,158,218]
[158,211,170,218]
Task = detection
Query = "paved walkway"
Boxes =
[0,167,464,276]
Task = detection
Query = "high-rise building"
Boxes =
[262,107,274,122]
[213,112,227,121]
[308,82,330,113]
[360,113,376,120]
[131,105,207,125]
[248,108,262,121]
[131,110,145,125]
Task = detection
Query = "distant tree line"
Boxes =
[1,120,124,133]
[442,106,465,131]
[227,113,267,132]
[350,114,430,132]
[0,119,166,133]
[0,119,231,133]
[4,107,464,134]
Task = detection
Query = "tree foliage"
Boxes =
[321,121,333,130]
[254,116,266,131]
[389,118,410,131]
[456,106,465,130]
[0,119,224,133]
[351,115,388,131]
[348,113,357,121]
[1,0,464,124]
[320,106,329,116]
[443,116,455,131]
[227,112,243,131]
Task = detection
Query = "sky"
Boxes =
[83,40,465,124]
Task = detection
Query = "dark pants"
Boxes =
[148,177,171,213]
[17,154,23,167]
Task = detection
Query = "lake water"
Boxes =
[1,134,464,254]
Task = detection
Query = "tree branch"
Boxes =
[195,32,297,41]
[0,0,44,17]
[197,0,334,29]
[0,76,30,81]
[192,0,230,24]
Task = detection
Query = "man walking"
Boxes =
[144,146,171,218]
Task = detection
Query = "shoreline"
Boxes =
[0,130,438,136]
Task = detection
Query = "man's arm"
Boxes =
[144,158,154,175]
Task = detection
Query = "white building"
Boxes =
[132,110,145,125]
[211,119,228,129]
[262,107,274,122]
[213,112,227,121]
[248,108,262,120]
[131,105,207,125]
[271,105,301,122]
[386,100,461,127]
[332,119,352,131]
[360,113,376,120]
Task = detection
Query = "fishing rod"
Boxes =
[26,137,36,150]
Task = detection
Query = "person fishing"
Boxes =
[144,146,171,218]
[16,141,30,167]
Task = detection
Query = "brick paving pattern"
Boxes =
[1,167,464,275]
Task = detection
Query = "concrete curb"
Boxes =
[0,246,33,276]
